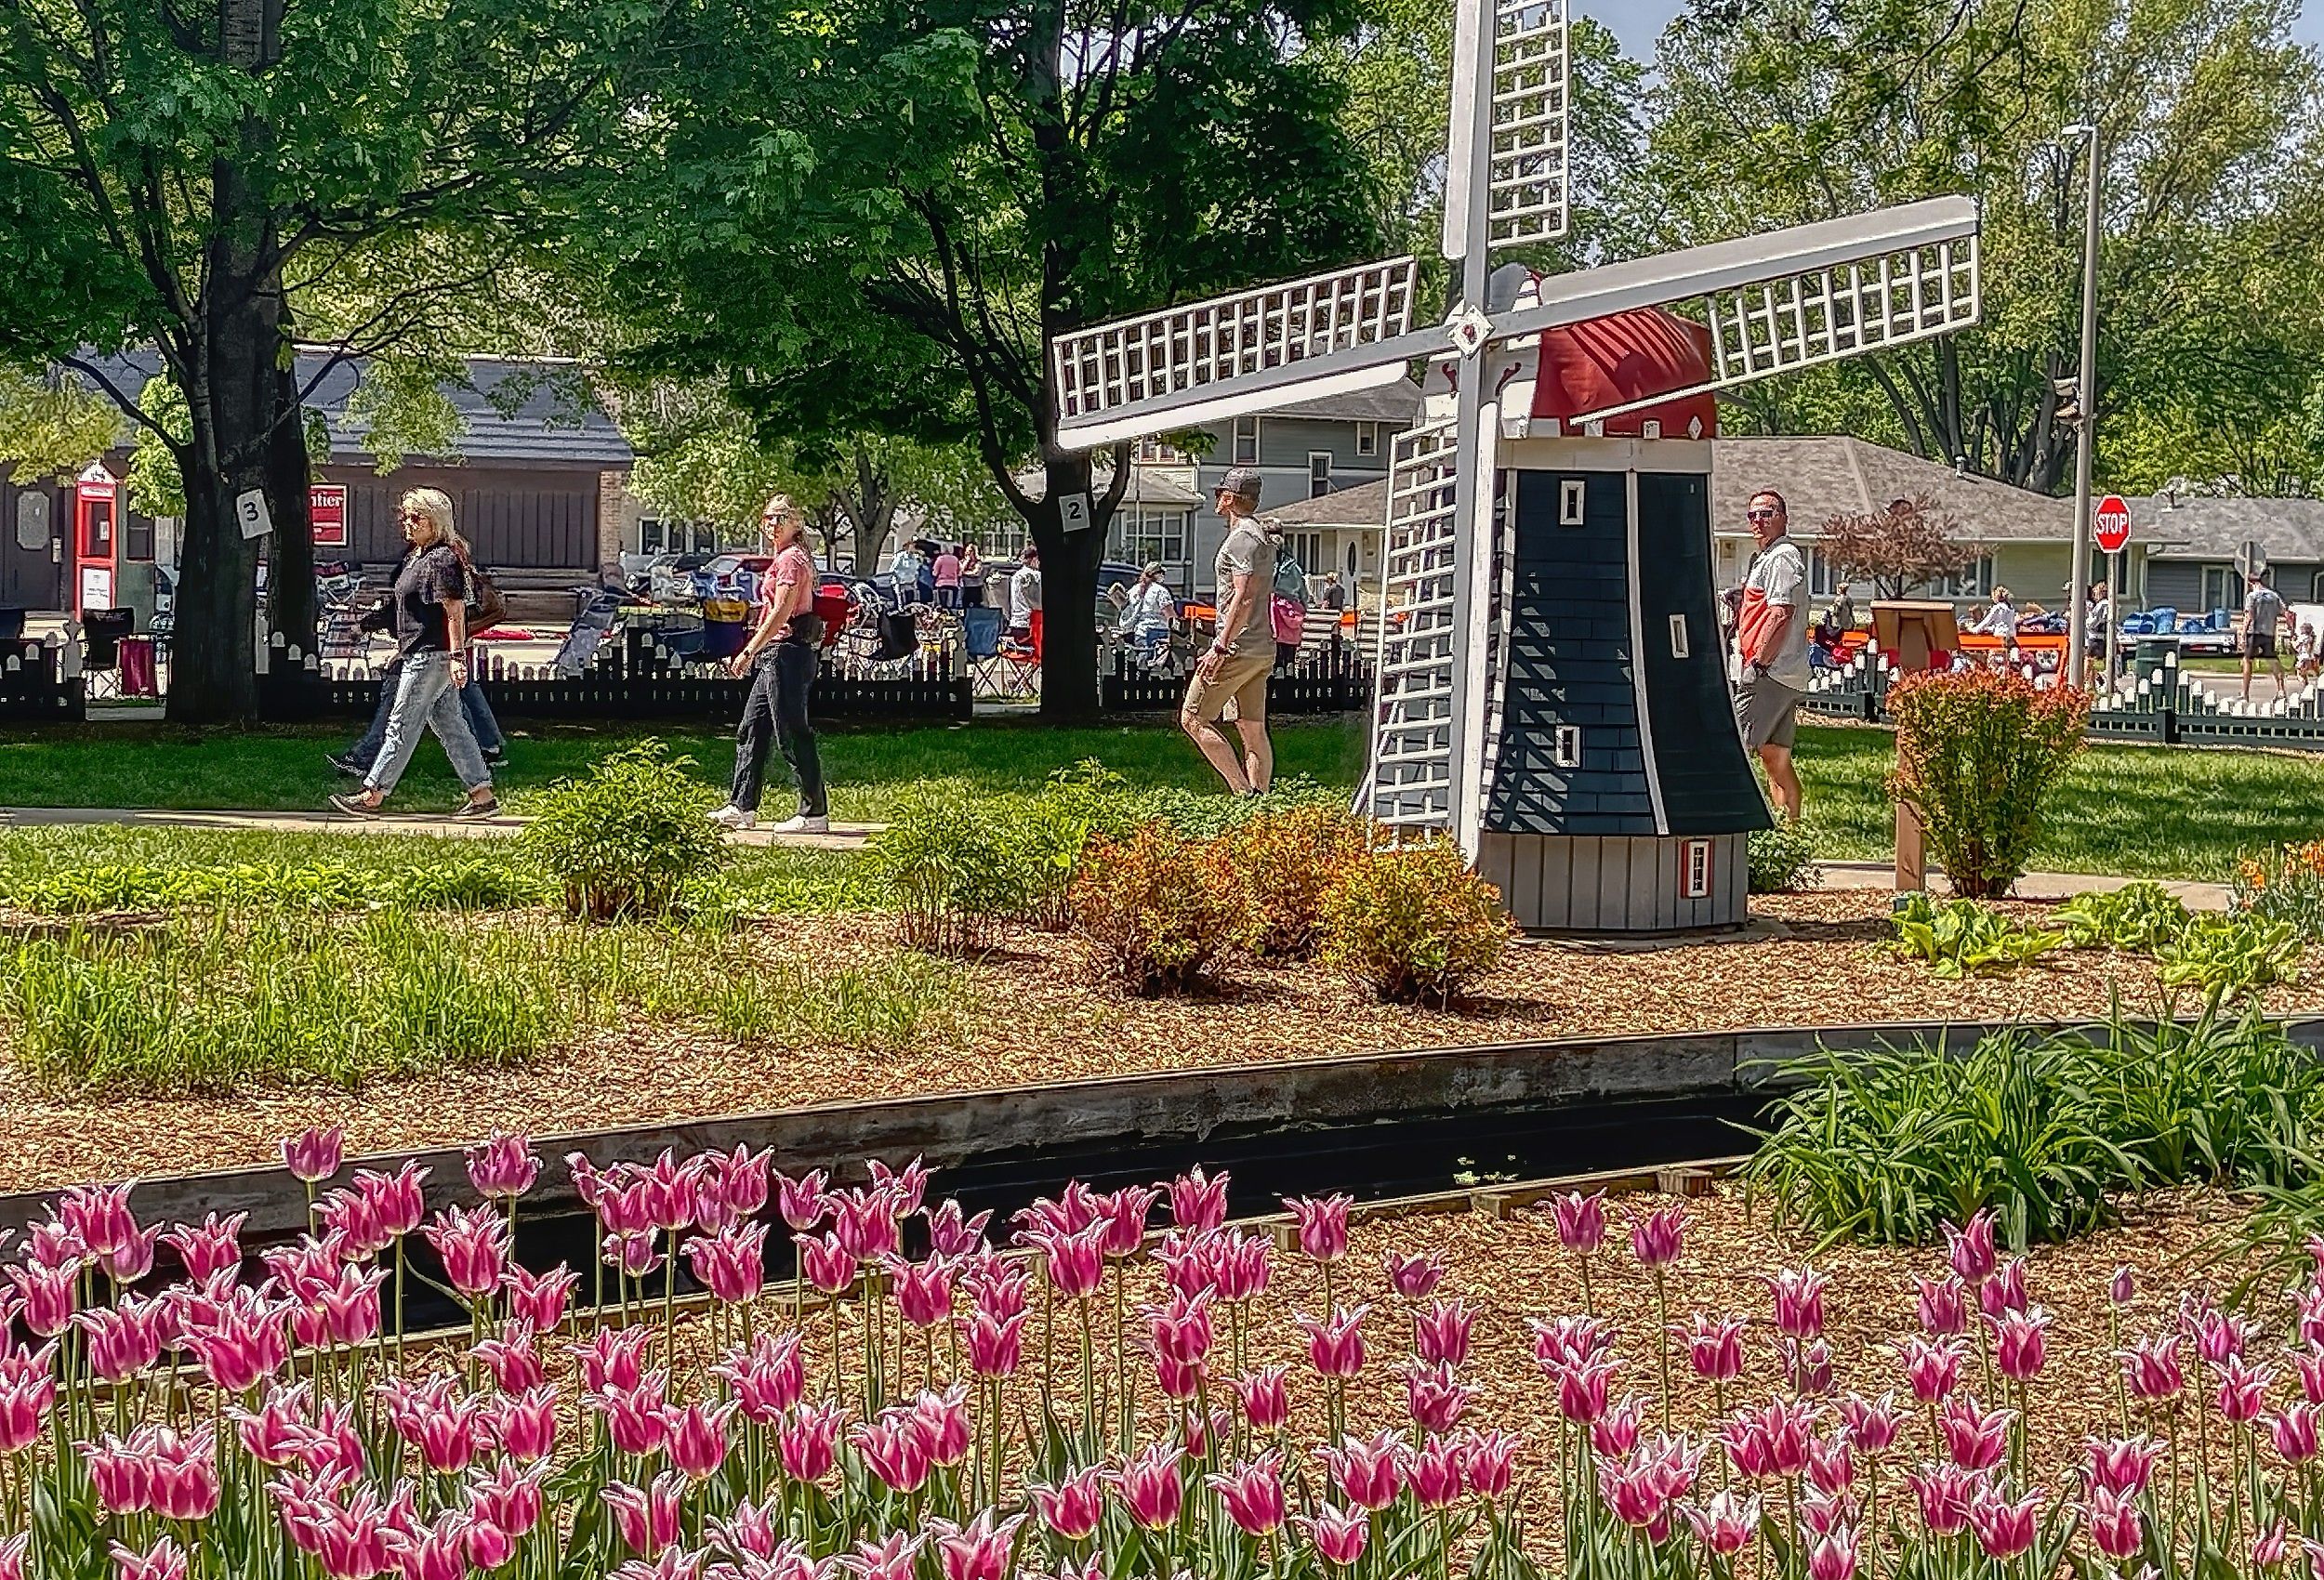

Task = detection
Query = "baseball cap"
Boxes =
[1217,466,1262,502]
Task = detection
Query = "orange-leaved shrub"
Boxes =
[1223,804,1379,959]
[1887,666,2089,900]
[1317,836,1511,1006]
[1068,825,1241,995]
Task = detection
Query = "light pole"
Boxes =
[2062,121,2102,686]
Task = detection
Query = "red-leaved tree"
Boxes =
[1816,494,1978,600]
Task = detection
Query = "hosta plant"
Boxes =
[1887,894,2064,978]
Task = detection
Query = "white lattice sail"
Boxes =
[1050,257,1422,448]
[1489,0,1567,249]
[1362,421,1465,830]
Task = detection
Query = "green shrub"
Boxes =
[2157,912,2303,1002]
[868,786,1041,955]
[1225,805,1378,959]
[1888,893,2064,978]
[1747,819,1819,893]
[1068,825,1241,995]
[520,743,725,922]
[1886,667,2089,899]
[1745,1011,2324,1249]
[1316,836,1511,1006]
[2054,881,2192,952]
[1137,776,1347,840]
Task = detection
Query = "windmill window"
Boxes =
[1683,838,1712,899]
[1559,481,1585,526]
[1669,613,1690,659]
[1552,725,1582,768]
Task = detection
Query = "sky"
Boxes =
[1583,0,2324,59]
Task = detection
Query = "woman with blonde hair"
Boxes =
[330,488,497,820]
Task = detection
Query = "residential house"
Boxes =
[2122,494,2324,621]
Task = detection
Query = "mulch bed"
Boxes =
[2,889,2316,1195]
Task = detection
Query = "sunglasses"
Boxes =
[1746,508,1781,521]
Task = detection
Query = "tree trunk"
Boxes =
[1031,453,1103,721]
[266,358,316,666]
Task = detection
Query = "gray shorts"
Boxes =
[1735,671,1803,752]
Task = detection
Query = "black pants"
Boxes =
[732,639,826,816]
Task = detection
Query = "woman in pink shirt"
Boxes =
[932,543,964,611]
[709,495,828,835]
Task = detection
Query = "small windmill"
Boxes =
[1049,0,1983,931]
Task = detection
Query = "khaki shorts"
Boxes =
[1183,649,1274,727]
[1735,670,1802,752]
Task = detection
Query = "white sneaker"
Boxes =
[708,805,756,830]
[770,813,831,836]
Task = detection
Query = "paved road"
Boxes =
[0,806,879,851]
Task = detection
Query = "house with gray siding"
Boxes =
[2123,495,2324,622]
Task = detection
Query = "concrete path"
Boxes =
[0,806,880,851]
[1813,860,2233,910]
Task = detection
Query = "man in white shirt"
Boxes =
[1009,546,1044,653]
[2240,572,2290,701]
[1731,489,1810,822]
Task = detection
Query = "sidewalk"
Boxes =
[1813,861,2232,910]
[0,806,880,852]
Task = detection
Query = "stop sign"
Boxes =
[2095,494,2132,554]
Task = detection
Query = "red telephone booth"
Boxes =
[73,463,119,615]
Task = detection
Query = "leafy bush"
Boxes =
[1745,1011,2324,1249]
[1747,819,1819,893]
[867,786,1041,955]
[1888,893,2064,978]
[1136,776,1347,840]
[1886,667,2089,899]
[1224,805,1378,959]
[520,743,725,922]
[2054,881,2192,952]
[2236,839,2324,936]
[1068,825,1241,995]
[1316,836,1511,1006]
[2157,912,2303,1002]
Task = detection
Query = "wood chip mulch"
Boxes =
[3,891,2315,1195]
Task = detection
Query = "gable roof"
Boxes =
[1011,465,1204,509]
[1265,477,1390,530]
[1262,381,1425,426]
[1711,436,2072,544]
[76,349,634,468]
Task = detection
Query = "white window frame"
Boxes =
[1286,531,1325,579]
[2200,564,2238,615]
[1354,421,1379,458]
[1111,507,1191,581]
[1307,452,1332,500]
[1232,416,1260,466]
[1927,554,1995,600]
[640,518,666,554]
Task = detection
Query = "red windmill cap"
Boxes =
[1530,308,1718,439]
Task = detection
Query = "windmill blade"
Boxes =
[1488,196,1980,420]
[1050,257,1426,451]
[1444,0,1569,257]
[1360,419,1466,831]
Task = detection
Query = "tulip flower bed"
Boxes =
[0,1121,2315,1580]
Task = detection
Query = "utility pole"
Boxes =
[2063,122,2102,685]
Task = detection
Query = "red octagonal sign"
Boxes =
[2095,494,2132,554]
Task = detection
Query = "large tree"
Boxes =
[1648,0,2324,494]
[0,0,660,721]
[604,0,1385,718]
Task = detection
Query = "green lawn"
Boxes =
[0,715,2311,882]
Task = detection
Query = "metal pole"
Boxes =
[2066,125,2101,685]
[2104,546,2122,691]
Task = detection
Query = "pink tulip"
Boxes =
[108,1538,189,1580]
[2299,1350,2324,1405]
[884,1253,955,1328]
[1783,1336,1836,1396]
[1402,1360,1472,1432]
[424,1205,509,1303]
[911,1383,972,1467]
[640,1152,701,1235]
[2185,1298,2258,1365]
[1968,1485,2041,1560]
[2274,1403,2322,1464]
[685,1223,769,1306]
[2217,1356,2275,1424]
[1408,1435,1464,1508]
[1683,1313,1746,1383]
[20,1218,83,1271]
[1684,1490,1761,1555]
[74,1296,166,1383]
[1383,1249,1445,1302]
[1722,1395,1817,1479]
[1093,1184,1159,1257]
[1320,1429,1406,1510]
[388,1509,472,1580]
[1462,1428,1520,1498]
[1808,1430,1855,1497]
[469,1456,551,1539]
[0,1534,23,1580]
[503,1264,578,1334]
[1597,1455,1670,1530]
[162,1213,247,1282]
[1591,1396,1644,1458]
[1235,1365,1291,1431]
[1147,1287,1217,1372]
[575,1326,653,1393]
[84,1431,156,1515]
[865,1156,931,1218]
[1169,1165,1231,1233]
[706,1499,782,1561]
[1529,1313,1615,1369]
[234,1383,312,1467]
[8,1261,76,1336]
[775,1169,830,1232]
[102,1221,160,1283]
[0,1344,58,1455]
[1906,1462,1980,1536]
[1412,1298,1474,1367]
[293,1261,388,1351]
[1900,1336,1965,1404]
[493,1385,560,1463]
[593,1373,676,1458]
[1978,1258,2029,1319]
[465,1131,540,1200]
[1937,1395,2013,1472]
[1213,1230,1274,1302]
[2119,1335,2184,1402]
[59,1181,139,1258]
[464,1520,515,1573]
[1943,1210,1998,1286]
[962,1253,1031,1321]
[2255,1520,2291,1570]
[1208,1450,1288,1534]
[2085,1486,2143,1560]
[383,1376,492,1474]
[1113,1442,1184,1529]
[316,1186,392,1257]
[1296,1503,1368,1567]
[597,1182,654,1238]
[142,1428,219,1521]
[957,1309,1026,1377]
[292,1399,365,1477]
[2083,1435,2161,1497]
[797,1232,855,1297]
[1629,1205,1685,1269]
[926,1511,1023,1580]
[1031,1465,1106,1539]
[779,1402,844,1483]
[1991,1305,2050,1382]
[1284,1194,1352,1263]
[1299,1305,1369,1378]
[829,1187,900,1264]
[472,1322,544,1391]
[718,1331,808,1424]
[837,1533,920,1580]
[1766,1267,1829,1338]
[365,1160,431,1238]
[923,1199,992,1259]
[1548,1189,1606,1254]
[1030,1225,1106,1300]
[706,1145,773,1220]
[1838,1392,1900,1455]
[1914,1275,1968,1340]
[180,1284,289,1392]
[603,1471,687,1558]
[2109,1265,2137,1307]
[1552,1355,1620,1426]
[852,1408,933,1494]
[669,1401,735,1480]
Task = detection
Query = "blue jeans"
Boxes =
[364,652,492,796]
[352,662,500,765]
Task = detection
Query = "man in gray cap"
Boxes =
[1182,465,1276,794]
